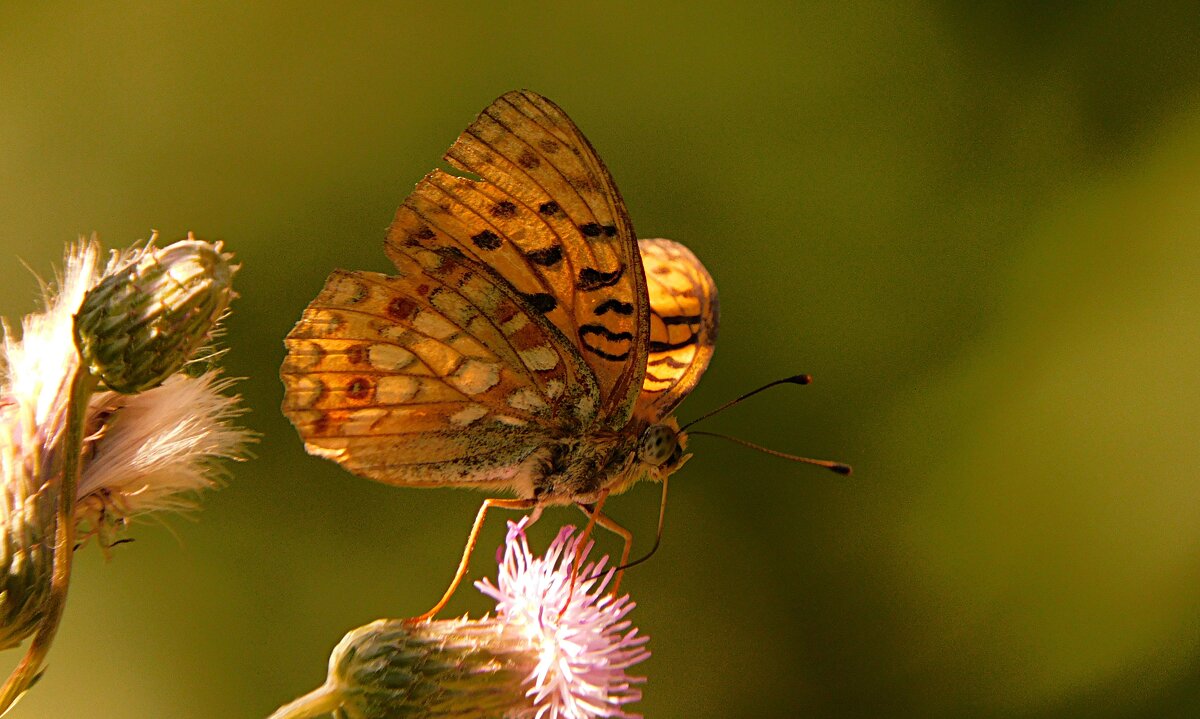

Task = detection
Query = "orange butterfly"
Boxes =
[281,91,834,620]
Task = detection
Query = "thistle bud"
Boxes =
[74,235,235,393]
[311,618,534,719]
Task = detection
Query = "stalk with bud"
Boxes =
[0,234,248,714]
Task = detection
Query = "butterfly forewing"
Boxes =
[386,90,649,431]
[636,238,719,421]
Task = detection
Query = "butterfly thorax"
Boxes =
[527,418,690,505]
[529,429,641,505]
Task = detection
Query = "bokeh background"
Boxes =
[3,2,1200,717]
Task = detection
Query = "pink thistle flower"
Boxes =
[269,521,650,719]
[476,519,650,719]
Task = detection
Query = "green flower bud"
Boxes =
[270,618,535,719]
[334,619,534,719]
[74,237,235,393]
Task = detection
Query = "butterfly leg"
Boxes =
[407,497,536,623]
[555,491,609,616]
[575,503,634,594]
[572,489,611,574]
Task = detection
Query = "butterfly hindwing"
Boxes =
[386,90,649,431]
[281,241,601,488]
[635,238,719,421]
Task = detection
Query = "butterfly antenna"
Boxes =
[688,431,852,475]
[680,374,813,431]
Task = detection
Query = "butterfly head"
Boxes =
[637,418,690,478]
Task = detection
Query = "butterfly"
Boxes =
[281,90,718,619]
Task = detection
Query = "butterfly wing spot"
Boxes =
[545,379,565,398]
[494,414,528,427]
[409,337,462,376]
[578,266,624,291]
[376,375,421,404]
[368,343,416,372]
[285,376,326,409]
[490,200,518,218]
[448,358,502,395]
[576,394,596,420]
[499,311,529,335]
[429,288,486,331]
[411,247,445,271]
[346,377,373,401]
[538,201,560,216]
[286,340,327,369]
[412,310,459,340]
[648,314,702,352]
[517,344,559,371]
[450,404,489,426]
[518,292,557,313]
[471,230,503,250]
[387,297,420,321]
[517,150,540,169]
[579,325,633,362]
[342,407,389,435]
[568,175,597,194]
[299,310,344,337]
[595,299,634,316]
[524,245,564,267]
[323,276,370,304]
[579,223,619,239]
[506,388,549,413]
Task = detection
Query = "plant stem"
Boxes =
[0,367,97,716]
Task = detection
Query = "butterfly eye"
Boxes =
[639,424,678,467]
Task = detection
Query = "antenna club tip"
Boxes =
[790,374,813,385]
[831,463,853,476]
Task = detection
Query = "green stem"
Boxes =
[266,682,342,719]
[0,367,97,716]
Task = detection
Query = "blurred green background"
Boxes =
[3,2,1200,717]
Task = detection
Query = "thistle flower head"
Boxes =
[477,520,650,719]
[270,521,649,719]
[74,233,235,393]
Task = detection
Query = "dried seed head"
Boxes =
[0,240,103,649]
[74,235,235,393]
[74,370,253,547]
